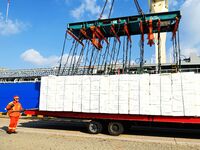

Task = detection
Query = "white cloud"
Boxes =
[0,12,27,36]
[71,3,86,19]
[70,0,111,20]
[179,0,200,56]
[21,49,80,67]
[181,47,199,57]
[21,49,55,66]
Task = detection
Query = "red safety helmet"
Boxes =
[13,96,19,99]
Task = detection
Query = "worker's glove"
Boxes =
[21,109,26,112]
[20,109,26,115]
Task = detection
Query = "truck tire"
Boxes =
[88,121,103,134]
[108,122,124,136]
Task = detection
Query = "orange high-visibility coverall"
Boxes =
[6,101,23,133]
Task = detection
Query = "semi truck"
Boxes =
[24,72,200,136]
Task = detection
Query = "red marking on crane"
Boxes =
[90,26,103,50]
[96,27,109,44]
[172,17,179,39]
[110,25,120,43]
[67,30,84,47]
[147,19,155,47]
[157,19,161,46]
[157,19,161,33]
[80,28,90,39]
[124,23,131,42]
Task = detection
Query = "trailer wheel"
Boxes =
[88,121,103,134]
[108,122,124,136]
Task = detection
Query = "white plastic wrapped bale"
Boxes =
[63,76,74,111]
[90,75,100,113]
[160,74,172,116]
[99,75,110,113]
[129,74,140,115]
[149,74,160,105]
[81,75,91,113]
[39,72,200,117]
[39,76,49,110]
[118,75,129,114]
[181,72,197,116]
[195,74,200,116]
[72,76,82,112]
[46,76,57,111]
[108,75,119,114]
[171,73,184,116]
[149,74,161,115]
[139,74,150,115]
[55,76,65,111]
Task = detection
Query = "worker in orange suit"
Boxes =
[6,95,23,134]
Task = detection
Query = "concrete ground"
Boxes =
[0,116,200,150]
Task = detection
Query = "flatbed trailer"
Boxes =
[25,110,200,136]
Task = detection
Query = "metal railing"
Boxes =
[0,66,199,81]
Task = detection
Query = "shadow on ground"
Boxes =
[19,118,89,133]
[19,118,200,139]
[1,126,8,132]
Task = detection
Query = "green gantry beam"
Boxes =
[67,11,181,39]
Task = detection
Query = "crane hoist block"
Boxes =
[67,11,181,41]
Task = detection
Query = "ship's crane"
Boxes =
[58,0,180,76]
[133,0,169,72]
[149,0,168,65]
[133,0,145,73]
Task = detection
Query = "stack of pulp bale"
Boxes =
[39,72,200,116]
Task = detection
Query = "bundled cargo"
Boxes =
[39,72,200,116]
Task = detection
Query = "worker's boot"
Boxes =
[6,130,12,134]
[11,130,17,134]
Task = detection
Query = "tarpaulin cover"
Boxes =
[0,82,40,112]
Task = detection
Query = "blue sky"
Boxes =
[0,0,199,69]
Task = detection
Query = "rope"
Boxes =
[125,37,129,73]
[57,32,68,76]
[91,50,99,74]
[87,46,96,74]
[114,41,121,71]
[172,37,176,63]
[133,0,144,16]
[99,0,114,19]
[108,0,115,19]
[109,38,117,74]
[74,41,88,75]
[67,41,79,75]
[110,38,118,74]
[128,38,132,74]
[99,0,108,19]
[178,29,181,71]
[96,46,104,74]
[61,39,76,75]
[100,38,111,72]
[122,37,126,74]
[140,37,144,74]
[83,41,90,75]
[157,32,161,73]
[103,40,111,74]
